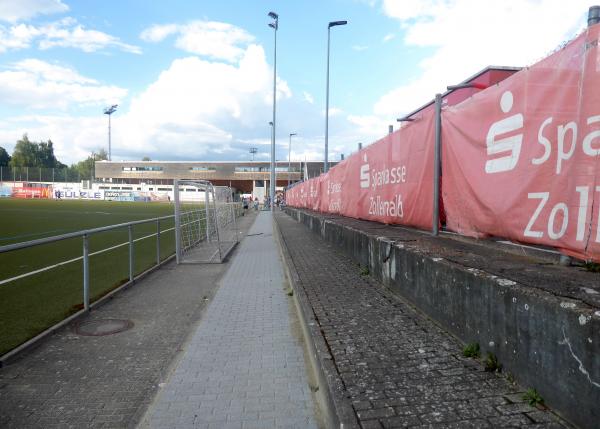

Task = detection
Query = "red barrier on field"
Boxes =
[12,187,52,199]
[442,26,600,261]
[288,109,435,229]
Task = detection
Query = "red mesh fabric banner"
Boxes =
[287,108,435,229]
[442,26,600,261]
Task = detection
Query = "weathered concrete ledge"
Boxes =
[284,207,600,429]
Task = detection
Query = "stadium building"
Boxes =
[94,160,335,200]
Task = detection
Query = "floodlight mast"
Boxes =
[103,104,118,161]
[268,11,278,210]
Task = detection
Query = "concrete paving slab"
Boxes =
[140,211,320,429]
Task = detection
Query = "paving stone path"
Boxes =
[141,211,319,429]
[275,211,568,429]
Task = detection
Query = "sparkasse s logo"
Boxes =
[485,91,523,174]
[360,154,370,188]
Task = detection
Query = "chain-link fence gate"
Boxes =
[174,180,240,263]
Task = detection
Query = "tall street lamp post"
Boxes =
[324,20,347,173]
[269,121,274,202]
[288,133,296,187]
[268,11,278,210]
[103,104,118,161]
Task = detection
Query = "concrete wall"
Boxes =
[285,207,600,429]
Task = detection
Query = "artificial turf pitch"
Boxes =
[0,198,177,356]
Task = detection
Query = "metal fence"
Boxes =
[0,166,94,183]
[0,215,176,359]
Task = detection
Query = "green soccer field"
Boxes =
[0,198,177,356]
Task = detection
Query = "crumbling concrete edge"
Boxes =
[284,207,600,429]
[273,214,360,429]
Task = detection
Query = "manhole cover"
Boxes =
[74,319,134,336]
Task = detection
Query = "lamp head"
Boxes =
[328,20,347,28]
[290,133,297,137]
[268,11,278,19]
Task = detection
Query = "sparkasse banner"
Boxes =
[442,26,600,261]
[288,24,600,262]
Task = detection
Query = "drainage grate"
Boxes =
[74,319,134,336]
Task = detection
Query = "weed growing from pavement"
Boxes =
[360,266,370,276]
[484,352,502,373]
[523,388,544,407]
[462,342,480,358]
[583,262,600,272]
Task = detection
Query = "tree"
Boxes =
[9,134,62,168]
[69,149,109,180]
[142,156,151,161]
[0,146,10,166]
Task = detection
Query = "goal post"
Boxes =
[174,179,240,264]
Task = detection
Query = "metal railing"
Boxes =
[0,215,175,311]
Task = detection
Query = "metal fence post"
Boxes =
[128,225,134,282]
[432,93,442,236]
[83,234,90,311]
[174,179,181,264]
[156,219,161,266]
[204,185,211,242]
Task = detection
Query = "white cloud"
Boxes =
[0,0,68,23]
[328,107,343,116]
[302,91,314,104]
[141,21,254,62]
[0,17,141,54]
[352,45,369,51]
[382,33,395,42]
[0,59,127,109]
[116,43,292,159]
[373,0,589,118]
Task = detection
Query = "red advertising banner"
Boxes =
[288,108,435,229]
[442,26,600,261]
[12,187,52,199]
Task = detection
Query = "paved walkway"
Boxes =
[0,211,257,429]
[141,211,319,429]
[275,211,567,429]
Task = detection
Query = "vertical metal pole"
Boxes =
[156,219,161,265]
[52,168,54,185]
[39,167,41,182]
[128,225,134,282]
[83,234,90,311]
[174,179,181,264]
[432,93,442,236]
[231,196,239,243]
[26,166,28,182]
[588,5,600,26]
[270,20,277,211]
[212,187,222,261]
[388,125,393,135]
[324,26,331,174]
[288,134,292,188]
[204,185,210,242]
[108,113,112,162]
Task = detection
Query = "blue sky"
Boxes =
[0,0,590,164]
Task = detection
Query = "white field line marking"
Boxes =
[0,227,175,287]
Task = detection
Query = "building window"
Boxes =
[235,166,261,172]
[122,166,163,172]
[189,166,216,171]
[158,187,171,191]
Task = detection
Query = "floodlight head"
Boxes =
[103,104,118,115]
[290,133,297,137]
[329,20,347,28]
[268,22,277,29]
[269,11,278,19]
[269,121,273,126]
